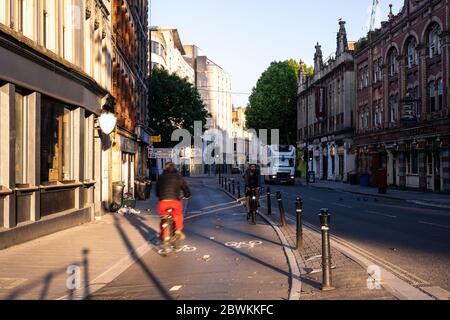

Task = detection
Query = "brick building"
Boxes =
[354,0,450,192]
[110,0,149,201]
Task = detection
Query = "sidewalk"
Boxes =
[300,179,450,209]
[0,200,159,300]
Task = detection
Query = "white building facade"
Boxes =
[0,0,113,249]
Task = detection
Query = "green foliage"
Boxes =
[304,65,314,78]
[245,59,299,145]
[149,68,210,148]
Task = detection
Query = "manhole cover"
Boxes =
[0,278,28,289]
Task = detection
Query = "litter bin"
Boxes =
[307,171,316,183]
[378,169,387,194]
[111,182,124,212]
[135,179,147,201]
[360,174,370,187]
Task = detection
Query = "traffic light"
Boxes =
[308,150,313,162]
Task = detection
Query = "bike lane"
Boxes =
[90,178,291,300]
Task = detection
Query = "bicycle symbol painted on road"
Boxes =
[225,241,263,249]
[157,245,197,255]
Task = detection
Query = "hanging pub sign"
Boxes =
[400,95,417,122]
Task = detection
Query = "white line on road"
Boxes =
[331,203,353,209]
[367,211,397,219]
[418,221,450,230]
[170,285,183,292]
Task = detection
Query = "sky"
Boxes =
[151,0,404,107]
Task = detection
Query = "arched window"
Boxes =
[388,48,399,76]
[406,37,418,68]
[428,24,442,58]
[429,82,436,112]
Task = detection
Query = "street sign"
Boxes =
[153,148,173,159]
[151,135,162,143]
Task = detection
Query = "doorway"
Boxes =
[434,152,441,192]
[392,159,397,186]
[322,155,328,180]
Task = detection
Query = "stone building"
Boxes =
[297,21,356,182]
[0,0,113,249]
[110,0,149,201]
[184,45,234,174]
[149,27,195,85]
[354,0,450,192]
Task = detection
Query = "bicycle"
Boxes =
[246,187,259,225]
[159,198,190,255]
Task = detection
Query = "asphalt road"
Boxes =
[259,179,450,293]
[90,178,290,300]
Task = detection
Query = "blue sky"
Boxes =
[151,0,404,106]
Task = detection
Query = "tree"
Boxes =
[149,68,210,148]
[245,60,299,145]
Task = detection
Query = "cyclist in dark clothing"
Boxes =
[156,162,191,241]
[243,164,261,217]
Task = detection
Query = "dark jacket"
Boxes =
[156,171,191,200]
[244,168,261,189]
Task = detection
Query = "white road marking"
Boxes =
[418,221,450,230]
[331,202,353,209]
[367,211,397,219]
[170,285,183,292]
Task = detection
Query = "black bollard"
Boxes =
[224,177,227,189]
[267,187,272,216]
[296,197,303,250]
[276,191,287,227]
[228,178,231,193]
[232,179,235,195]
[319,208,335,292]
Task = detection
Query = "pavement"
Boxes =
[300,179,450,209]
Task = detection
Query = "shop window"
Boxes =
[40,98,72,183]
[427,153,433,175]
[15,93,28,185]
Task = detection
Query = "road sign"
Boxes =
[151,135,162,143]
[153,148,173,159]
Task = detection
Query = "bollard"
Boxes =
[237,181,241,199]
[319,208,335,291]
[224,177,227,189]
[276,192,287,227]
[232,179,235,195]
[296,197,303,250]
[228,178,231,193]
[267,187,272,216]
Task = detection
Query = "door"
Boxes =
[434,152,441,192]
[322,155,328,180]
[392,160,397,186]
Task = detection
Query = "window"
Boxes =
[407,38,418,68]
[388,49,399,76]
[437,79,443,110]
[429,82,436,112]
[373,59,382,83]
[414,86,421,118]
[390,95,399,123]
[364,67,369,87]
[40,98,72,183]
[15,92,28,185]
[428,24,442,58]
